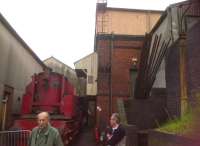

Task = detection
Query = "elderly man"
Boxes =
[29,112,64,146]
[106,113,126,146]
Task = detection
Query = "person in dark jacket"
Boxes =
[106,113,126,146]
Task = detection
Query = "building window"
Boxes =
[88,75,93,84]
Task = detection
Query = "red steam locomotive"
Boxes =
[11,70,86,146]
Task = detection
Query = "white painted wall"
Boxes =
[74,52,98,96]
[0,19,43,114]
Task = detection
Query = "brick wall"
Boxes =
[112,48,140,97]
[97,35,143,97]
[165,42,181,117]
[96,34,144,127]
[186,21,200,105]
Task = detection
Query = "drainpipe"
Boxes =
[179,33,188,115]
[1,95,8,130]
[109,33,114,117]
[177,4,190,115]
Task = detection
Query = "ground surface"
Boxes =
[71,127,98,146]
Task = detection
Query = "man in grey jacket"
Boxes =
[29,112,64,146]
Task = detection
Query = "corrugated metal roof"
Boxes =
[106,7,164,13]
[74,52,97,65]
[44,56,74,70]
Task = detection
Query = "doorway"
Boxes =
[1,85,14,130]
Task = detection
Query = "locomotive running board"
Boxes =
[20,114,74,121]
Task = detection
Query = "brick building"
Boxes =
[95,1,162,128]
[75,1,162,128]
[95,34,143,127]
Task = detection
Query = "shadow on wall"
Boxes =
[125,88,167,129]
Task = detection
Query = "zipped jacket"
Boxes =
[29,124,64,146]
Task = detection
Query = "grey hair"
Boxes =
[112,113,120,124]
[37,111,50,120]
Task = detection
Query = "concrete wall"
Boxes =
[74,53,98,96]
[125,94,167,129]
[96,9,162,35]
[0,19,44,114]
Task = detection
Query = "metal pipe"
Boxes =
[145,35,158,78]
[148,38,171,94]
[135,34,152,98]
[148,39,166,80]
[61,75,66,99]
[179,33,188,115]
[1,95,8,130]
[150,34,162,75]
[147,43,167,93]
[109,33,114,117]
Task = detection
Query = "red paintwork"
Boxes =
[12,71,84,146]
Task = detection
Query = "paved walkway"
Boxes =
[71,127,98,146]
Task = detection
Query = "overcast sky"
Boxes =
[0,0,184,67]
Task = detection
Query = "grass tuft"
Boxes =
[157,110,193,135]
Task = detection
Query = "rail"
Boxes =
[0,130,31,146]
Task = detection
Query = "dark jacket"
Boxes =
[29,124,64,146]
[106,124,126,146]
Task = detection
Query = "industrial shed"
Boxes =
[44,56,86,97]
[74,52,98,96]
